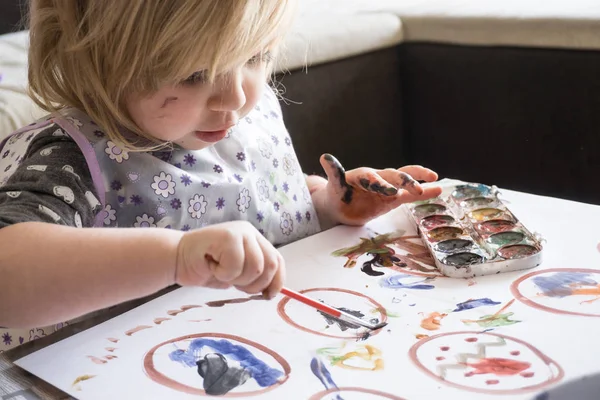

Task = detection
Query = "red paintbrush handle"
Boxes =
[280,287,342,318]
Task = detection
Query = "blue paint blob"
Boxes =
[169,338,283,387]
[379,274,435,290]
[532,272,597,298]
[311,357,343,400]
[453,298,501,312]
[310,357,337,390]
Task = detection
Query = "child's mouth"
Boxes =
[194,129,228,143]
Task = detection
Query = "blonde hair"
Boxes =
[27,0,296,150]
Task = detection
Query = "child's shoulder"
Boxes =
[0,122,84,180]
[4,122,74,152]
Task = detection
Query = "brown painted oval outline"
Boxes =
[408,331,564,395]
[510,268,600,317]
[308,387,406,400]
[277,287,388,339]
[143,333,291,397]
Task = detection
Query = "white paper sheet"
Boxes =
[15,180,600,399]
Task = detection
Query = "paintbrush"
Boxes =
[280,287,387,331]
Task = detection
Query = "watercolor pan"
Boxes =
[403,182,544,278]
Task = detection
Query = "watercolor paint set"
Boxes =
[404,182,544,278]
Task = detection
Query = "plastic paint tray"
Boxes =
[403,183,544,278]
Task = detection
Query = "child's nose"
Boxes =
[207,71,246,112]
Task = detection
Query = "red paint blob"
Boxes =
[465,337,478,342]
[510,350,520,356]
[521,372,535,378]
[440,346,450,351]
[486,380,500,385]
[436,356,445,361]
[464,371,475,377]
[466,358,531,376]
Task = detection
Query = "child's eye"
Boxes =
[247,51,273,66]
[182,70,208,85]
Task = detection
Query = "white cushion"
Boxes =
[281,11,403,71]
[329,0,600,50]
[0,31,46,139]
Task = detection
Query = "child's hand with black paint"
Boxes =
[309,154,442,228]
[175,221,286,299]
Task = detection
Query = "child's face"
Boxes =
[126,55,269,151]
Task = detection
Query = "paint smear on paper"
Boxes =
[124,325,152,336]
[421,312,447,330]
[310,357,342,400]
[107,338,119,343]
[72,375,95,385]
[189,319,213,323]
[464,358,531,377]
[380,274,435,290]
[466,313,520,328]
[167,305,202,316]
[533,272,600,302]
[462,300,520,327]
[72,374,95,390]
[453,298,501,312]
[318,307,378,332]
[87,356,106,365]
[105,347,116,352]
[196,353,251,396]
[416,334,429,339]
[154,318,171,325]
[332,231,438,276]
[373,308,400,318]
[205,295,264,308]
[169,338,284,393]
[317,344,384,371]
[104,355,117,360]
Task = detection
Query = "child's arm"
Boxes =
[0,222,181,327]
[0,220,283,328]
[307,154,442,229]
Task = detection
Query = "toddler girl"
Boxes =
[0,0,441,351]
